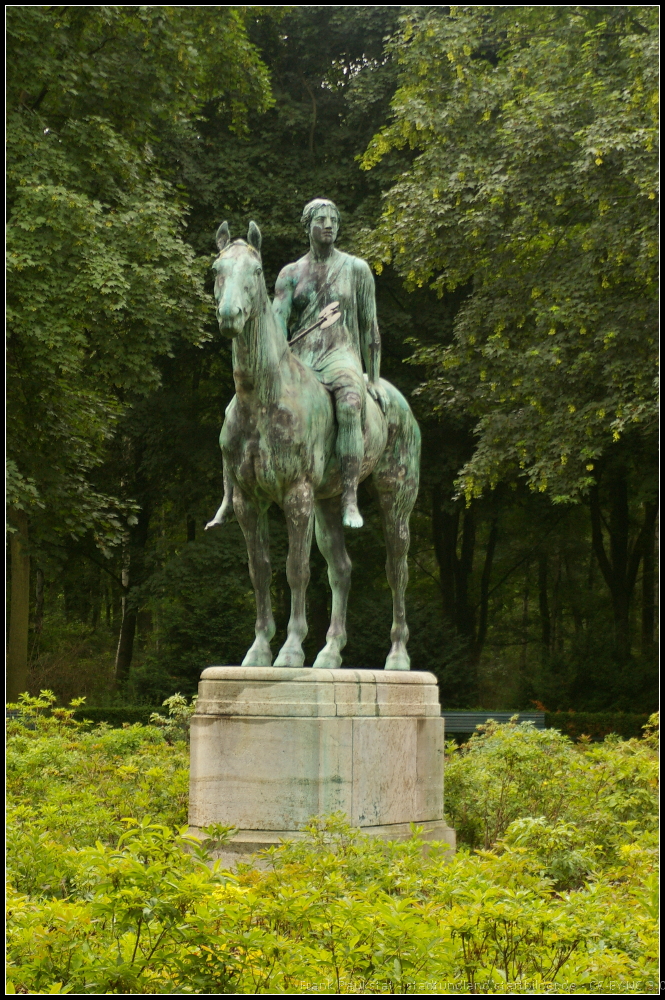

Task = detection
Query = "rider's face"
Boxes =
[309,207,338,246]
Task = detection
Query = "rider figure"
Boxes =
[273,198,389,528]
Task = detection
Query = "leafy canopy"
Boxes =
[362,5,658,502]
[6,6,272,550]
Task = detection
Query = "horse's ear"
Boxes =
[216,221,231,251]
[247,220,262,253]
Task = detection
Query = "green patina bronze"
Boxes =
[206,206,420,670]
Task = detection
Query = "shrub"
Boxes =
[545,712,652,742]
[6,701,659,995]
[443,717,659,860]
[149,693,198,744]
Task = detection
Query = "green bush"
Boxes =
[545,712,651,742]
[444,717,659,857]
[6,698,659,995]
[72,706,163,727]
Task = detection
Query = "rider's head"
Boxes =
[301,199,340,244]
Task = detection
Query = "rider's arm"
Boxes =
[356,259,381,384]
[273,265,295,340]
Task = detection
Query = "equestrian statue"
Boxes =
[205,200,420,671]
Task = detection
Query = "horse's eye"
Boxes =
[255,266,262,276]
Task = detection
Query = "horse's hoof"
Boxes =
[384,650,410,671]
[241,645,272,667]
[274,649,306,668]
[342,503,364,529]
[313,647,342,670]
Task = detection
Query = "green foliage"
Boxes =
[6,693,189,899]
[7,109,209,546]
[6,6,271,135]
[9,6,656,723]
[444,717,659,857]
[362,6,658,502]
[6,5,271,552]
[546,711,652,742]
[6,704,658,994]
[72,706,162,727]
[149,693,198,744]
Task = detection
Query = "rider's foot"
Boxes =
[342,499,364,528]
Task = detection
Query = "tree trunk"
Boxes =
[30,566,45,665]
[187,515,196,543]
[90,564,101,630]
[564,554,583,636]
[34,567,44,636]
[7,509,30,701]
[589,476,645,662]
[114,501,152,685]
[115,607,138,684]
[473,517,498,664]
[520,564,530,673]
[608,469,631,660]
[641,501,657,659]
[136,608,153,651]
[114,528,133,684]
[455,506,476,641]
[431,491,458,628]
[538,553,550,660]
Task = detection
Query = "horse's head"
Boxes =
[212,221,264,337]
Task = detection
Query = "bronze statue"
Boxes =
[273,198,389,528]
[206,216,420,671]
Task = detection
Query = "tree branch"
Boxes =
[31,86,49,111]
[475,516,499,656]
[627,498,658,596]
[81,551,127,593]
[588,484,615,596]
[473,515,564,611]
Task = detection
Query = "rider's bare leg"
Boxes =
[336,389,364,528]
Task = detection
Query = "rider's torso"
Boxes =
[289,250,362,374]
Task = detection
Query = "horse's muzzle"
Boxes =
[217,306,245,337]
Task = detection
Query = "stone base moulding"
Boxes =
[188,666,456,861]
[189,821,456,869]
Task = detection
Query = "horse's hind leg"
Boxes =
[372,390,420,671]
[205,459,234,530]
[234,490,275,666]
[274,482,315,668]
[375,486,413,671]
[312,496,352,670]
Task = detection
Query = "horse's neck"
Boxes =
[232,288,286,404]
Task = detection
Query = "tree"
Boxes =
[361,5,658,661]
[15,7,656,711]
[6,6,271,696]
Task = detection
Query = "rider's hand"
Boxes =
[368,380,389,414]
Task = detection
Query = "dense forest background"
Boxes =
[7,6,658,712]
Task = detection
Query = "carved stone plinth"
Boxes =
[188,667,455,865]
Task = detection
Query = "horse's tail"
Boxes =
[372,378,421,513]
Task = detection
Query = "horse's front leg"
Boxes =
[274,482,315,668]
[233,490,275,666]
[312,496,351,669]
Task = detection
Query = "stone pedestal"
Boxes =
[189,667,455,864]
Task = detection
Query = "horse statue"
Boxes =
[205,221,420,671]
